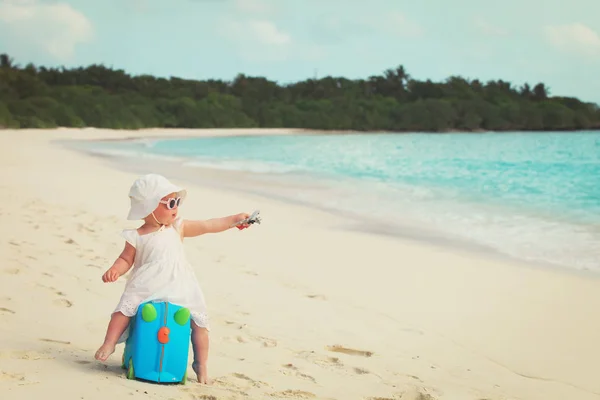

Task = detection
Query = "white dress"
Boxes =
[113,217,209,342]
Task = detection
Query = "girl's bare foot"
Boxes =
[95,343,116,362]
[192,361,210,384]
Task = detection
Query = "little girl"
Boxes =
[94,173,252,384]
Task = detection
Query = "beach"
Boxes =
[1,128,599,400]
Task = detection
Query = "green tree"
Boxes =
[0,52,598,132]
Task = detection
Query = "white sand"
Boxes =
[1,128,599,400]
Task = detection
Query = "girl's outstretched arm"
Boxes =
[183,213,249,238]
[102,242,136,282]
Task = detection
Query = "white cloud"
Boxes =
[217,18,296,61]
[246,20,291,46]
[217,0,329,63]
[381,12,423,37]
[473,16,508,36]
[219,18,290,48]
[0,0,93,61]
[544,23,600,58]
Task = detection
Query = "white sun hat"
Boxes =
[126,174,187,220]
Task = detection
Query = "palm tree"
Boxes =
[533,83,549,101]
[0,54,14,69]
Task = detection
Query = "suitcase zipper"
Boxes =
[158,302,168,381]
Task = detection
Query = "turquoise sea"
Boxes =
[83,131,600,273]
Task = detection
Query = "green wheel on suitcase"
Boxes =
[181,369,187,385]
[126,359,135,380]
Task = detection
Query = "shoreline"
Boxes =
[59,131,600,279]
[82,143,600,280]
[8,126,600,143]
[3,128,600,400]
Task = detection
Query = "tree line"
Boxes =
[1,53,599,132]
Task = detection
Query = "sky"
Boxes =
[1,0,600,104]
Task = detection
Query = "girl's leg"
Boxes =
[95,312,130,362]
[191,321,209,384]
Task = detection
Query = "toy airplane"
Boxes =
[231,210,261,229]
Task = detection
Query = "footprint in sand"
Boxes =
[181,384,231,400]
[367,388,437,400]
[249,335,277,347]
[259,336,277,348]
[231,373,253,381]
[3,267,20,275]
[366,397,396,400]
[280,364,316,383]
[269,389,316,399]
[39,286,74,308]
[0,350,54,360]
[228,335,249,344]
[53,298,73,308]
[0,371,26,382]
[295,351,344,369]
[305,294,327,301]
[325,345,374,358]
[0,307,16,314]
[354,367,370,375]
[295,350,381,379]
[222,325,277,348]
[207,376,254,396]
[397,374,423,383]
[222,372,270,390]
[77,223,96,233]
[39,338,71,345]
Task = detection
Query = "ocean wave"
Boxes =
[279,175,600,272]
[183,158,300,174]
[79,131,600,273]
[85,146,184,163]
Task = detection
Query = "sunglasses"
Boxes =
[159,197,182,210]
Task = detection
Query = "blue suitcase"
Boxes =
[121,301,191,384]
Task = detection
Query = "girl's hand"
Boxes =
[234,213,251,230]
[102,267,120,283]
